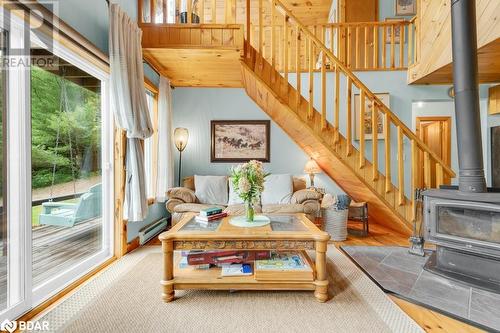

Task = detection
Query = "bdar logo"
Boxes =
[0,319,17,333]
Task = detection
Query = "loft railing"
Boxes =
[138,0,251,24]
[244,0,455,215]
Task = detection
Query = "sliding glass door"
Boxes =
[29,41,113,304]
[0,6,114,320]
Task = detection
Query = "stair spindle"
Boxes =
[346,77,352,157]
[187,0,192,23]
[321,52,326,129]
[330,25,334,54]
[411,139,417,220]
[400,24,405,68]
[384,113,391,192]
[397,126,405,205]
[408,21,414,65]
[334,64,340,143]
[390,24,395,68]
[359,90,366,169]
[199,0,204,23]
[284,15,289,84]
[347,26,352,68]
[382,25,386,68]
[372,100,379,181]
[354,26,359,69]
[296,27,301,109]
[364,26,369,69]
[373,24,378,68]
[308,38,314,119]
[151,0,156,23]
[271,2,276,79]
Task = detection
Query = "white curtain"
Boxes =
[109,4,153,221]
[155,76,174,201]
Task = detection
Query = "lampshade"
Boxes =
[304,158,321,174]
[174,127,189,152]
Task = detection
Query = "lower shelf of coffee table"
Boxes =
[172,251,316,290]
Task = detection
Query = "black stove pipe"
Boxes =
[451,0,487,193]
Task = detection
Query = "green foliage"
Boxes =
[230,160,269,204]
[31,66,101,190]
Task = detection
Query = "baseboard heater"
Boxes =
[139,217,169,245]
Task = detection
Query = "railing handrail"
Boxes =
[313,20,411,28]
[270,0,454,178]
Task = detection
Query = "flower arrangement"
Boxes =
[230,160,269,221]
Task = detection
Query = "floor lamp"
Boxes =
[174,127,189,187]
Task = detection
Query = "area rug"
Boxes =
[341,246,500,332]
[33,246,423,333]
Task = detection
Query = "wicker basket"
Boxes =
[323,208,349,241]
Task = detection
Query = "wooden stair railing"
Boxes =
[242,0,455,226]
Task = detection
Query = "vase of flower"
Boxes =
[230,160,268,222]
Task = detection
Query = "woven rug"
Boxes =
[33,246,423,333]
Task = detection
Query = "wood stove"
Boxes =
[423,189,500,291]
[422,0,500,293]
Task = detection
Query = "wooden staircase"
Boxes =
[138,0,456,235]
[239,0,455,235]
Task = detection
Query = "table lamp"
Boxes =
[174,127,189,187]
[304,158,321,188]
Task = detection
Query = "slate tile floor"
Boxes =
[341,246,500,332]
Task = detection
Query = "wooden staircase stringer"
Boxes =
[240,51,413,235]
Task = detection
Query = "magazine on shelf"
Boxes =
[220,263,253,276]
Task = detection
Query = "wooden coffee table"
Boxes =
[158,213,331,302]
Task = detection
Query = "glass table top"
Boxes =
[178,215,308,232]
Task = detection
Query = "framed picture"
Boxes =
[354,93,390,140]
[385,18,404,43]
[211,120,270,162]
[395,0,416,16]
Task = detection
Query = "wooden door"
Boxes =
[416,117,452,188]
[339,0,378,69]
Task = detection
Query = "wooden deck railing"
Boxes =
[244,0,455,215]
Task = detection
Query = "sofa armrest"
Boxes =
[290,189,322,204]
[166,187,197,203]
[302,199,321,216]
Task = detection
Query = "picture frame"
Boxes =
[354,93,390,140]
[211,120,271,162]
[395,0,416,16]
[385,18,404,44]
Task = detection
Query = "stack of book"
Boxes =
[195,207,227,222]
[187,250,271,265]
[254,251,313,281]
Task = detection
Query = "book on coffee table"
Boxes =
[254,251,313,281]
[221,263,253,276]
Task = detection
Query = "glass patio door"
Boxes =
[29,40,114,305]
[0,6,113,320]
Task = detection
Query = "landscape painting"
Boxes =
[211,120,270,162]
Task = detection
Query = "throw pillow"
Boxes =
[227,177,245,205]
[194,175,228,205]
[261,174,293,205]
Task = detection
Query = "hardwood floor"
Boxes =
[148,220,483,333]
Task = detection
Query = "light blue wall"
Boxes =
[172,88,344,194]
